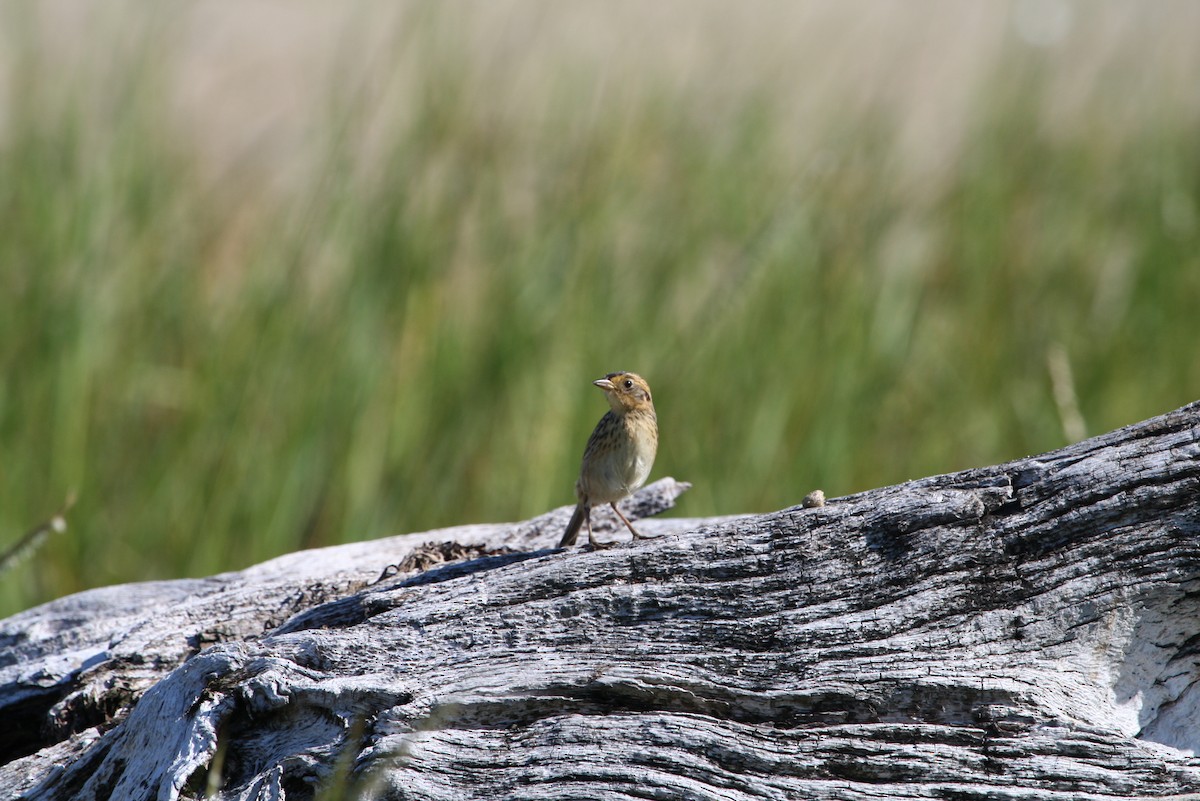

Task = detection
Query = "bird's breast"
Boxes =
[622,411,657,490]
[576,409,657,504]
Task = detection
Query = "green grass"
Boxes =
[2,7,1198,617]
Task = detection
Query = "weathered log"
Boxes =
[3,402,1200,800]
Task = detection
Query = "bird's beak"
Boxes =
[593,377,616,391]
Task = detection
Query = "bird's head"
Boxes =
[594,372,654,414]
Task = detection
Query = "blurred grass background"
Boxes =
[1,0,1198,616]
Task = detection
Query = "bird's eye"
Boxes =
[623,379,633,389]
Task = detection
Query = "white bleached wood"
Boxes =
[2,403,1200,800]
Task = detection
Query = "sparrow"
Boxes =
[559,372,659,549]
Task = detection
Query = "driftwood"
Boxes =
[3,401,1200,800]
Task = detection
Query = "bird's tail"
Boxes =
[559,503,587,547]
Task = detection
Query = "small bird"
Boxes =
[559,372,659,549]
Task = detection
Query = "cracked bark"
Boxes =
[3,402,1200,800]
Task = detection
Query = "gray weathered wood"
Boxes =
[3,403,1200,800]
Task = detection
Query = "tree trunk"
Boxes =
[3,402,1200,800]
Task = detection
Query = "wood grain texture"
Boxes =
[3,403,1199,800]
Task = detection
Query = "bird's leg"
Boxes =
[611,502,654,540]
[585,506,616,550]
